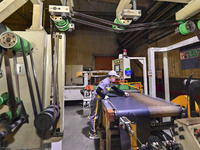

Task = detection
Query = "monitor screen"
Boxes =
[114,64,120,72]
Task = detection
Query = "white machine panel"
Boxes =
[112,57,131,79]
[64,88,83,101]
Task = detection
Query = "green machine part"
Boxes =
[0,92,21,106]
[0,92,9,105]
[115,84,136,90]
[198,19,200,30]
[112,17,125,30]
[179,20,196,35]
[0,31,33,54]
[51,16,70,31]
[6,109,21,120]
[0,92,22,120]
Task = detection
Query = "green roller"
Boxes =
[0,92,9,105]
[0,92,21,106]
[0,31,32,54]
[51,16,70,31]
[6,109,21,120]
[179,20,195,35]
[198,19,200,30]
[112,17,125,30]
[55,19,70,31]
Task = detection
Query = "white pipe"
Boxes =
[148,36,200,99]
[129,57,148,95]
[148,48,156,97]
[163,52,170,101]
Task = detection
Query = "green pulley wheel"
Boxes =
[6,109,21,120]
[179,20,196,35]
[112,17,125,30]
[0,31,32,53]
[51,16,70,31]
[197,20,200,30]
[0,92,21,106]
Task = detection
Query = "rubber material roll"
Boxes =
[34,104,60,131]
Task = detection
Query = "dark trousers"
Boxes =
[90,96,102,135]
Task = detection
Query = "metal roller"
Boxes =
[34,104,60,132]
[179,20,196,35]
[0,31,33,53]
[50,16,70,31]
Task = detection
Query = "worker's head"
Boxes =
[107,71,119,82]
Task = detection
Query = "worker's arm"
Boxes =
[96,87,106,99]
[111,86,129,96]
[111,86,124,95]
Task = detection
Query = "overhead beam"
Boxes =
[102,0,120,3]
[176,0,200,20]
[155,0,191,3]
[0,0,28,22]
[29,0,43,30]
[30,0,42,4]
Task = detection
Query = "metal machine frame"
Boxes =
[112,56,148,95]
[148,36,200,101]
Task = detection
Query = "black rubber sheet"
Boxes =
[102,95,151,143]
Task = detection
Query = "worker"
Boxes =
[89,70,129,140]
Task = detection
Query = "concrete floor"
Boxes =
[63,101,100,150]
[63,101,121,150]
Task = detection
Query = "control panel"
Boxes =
[112,57,132,79]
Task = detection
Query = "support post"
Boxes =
[128,57,148,95]
[29,0,43,30]
[0,0,28,22]
[148,48,156,97]
[163,52,170,101]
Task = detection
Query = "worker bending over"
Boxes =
[89,70,129,139]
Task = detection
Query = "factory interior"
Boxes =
[1,0,200,149]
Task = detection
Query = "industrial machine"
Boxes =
[99,66,200,150]
[112,54,148,95]
[0,0,200,150]
[0,0,68,149]
[101,92,184,150]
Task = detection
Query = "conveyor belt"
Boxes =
[102,93,182,143]
[129,93,182,117]
[105,93,182,118]
[107,96,150,118]
[103,94,151,143]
